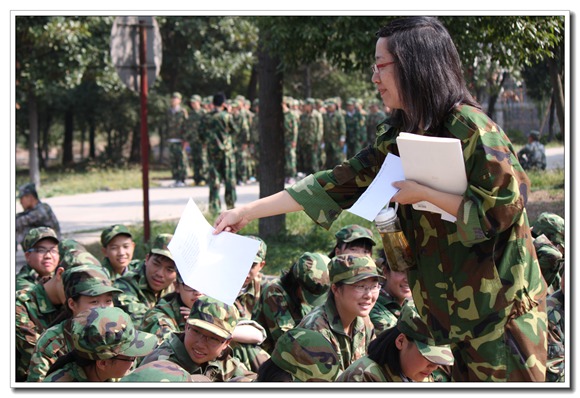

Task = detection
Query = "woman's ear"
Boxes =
[395,333,406,350]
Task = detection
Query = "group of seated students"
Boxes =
[15,215,565,383]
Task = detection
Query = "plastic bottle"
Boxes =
[374,205,414,272]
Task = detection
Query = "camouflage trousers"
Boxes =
[235,145,251,183]
[325,143,345,169]
[208,154,237,214]
[189,142,208,184]
[298,143,320,175]
[285,146,297,178]
[169,141,187,183]
[450,300,548,382]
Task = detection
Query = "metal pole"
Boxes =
[139,20,151,243]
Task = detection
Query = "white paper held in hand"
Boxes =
[167,198,261,305]
[396,132,467,222]
[347,153,405,221]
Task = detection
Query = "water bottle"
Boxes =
[374,204,414,272]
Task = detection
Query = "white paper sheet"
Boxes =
[347,153,404,221]
[167,198,261,305]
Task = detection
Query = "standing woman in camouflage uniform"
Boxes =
[165,92,189,187]
[214,16,548,382]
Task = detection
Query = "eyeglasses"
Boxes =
[27,247,59,256]
[188,326,226,348]
[114,355,136,362]
[350,283,382,294]
[371,61,396,74]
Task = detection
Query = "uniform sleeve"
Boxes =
[139,309,179,343]
[113,280,149,324]
[260,285,297,342]
[15,300,38,381]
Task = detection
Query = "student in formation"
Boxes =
[16,227,60,292]
[296,254,382,374]
[258,251,331,353]
[328,224,376,258]
[256,328,340,382]
[100,224,141,281]
[27,264,122,382]
[337,302,454,382]
[43,307,157,382]
[138,296,256,382]
[113,233,177,324]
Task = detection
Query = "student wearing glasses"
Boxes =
[296,254,382,375]
[16,227,60,292]
[214,16,547,382]
[43,307,157,382]
[138,296,256,382]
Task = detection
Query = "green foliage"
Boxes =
[527,169,565,191]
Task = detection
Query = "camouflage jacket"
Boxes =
[518,140,546,170]
[15,264,42,292]
[366,111,387,146]
[345,111,366,156]
[337,356,432,382]
[369,290,406,336]
[298,110,323,148]
[546,290,564,382]
[203,109,237,160]
[138,332,255,381]
[165,106,188,139]
[15,202,61,248]
[287,104,547,345]
[15,283,64,381]
[43,361,90,382]
[297,294,375,372]
[323,111,346,149]
[184,108,206,146]
[101,257,142,282]
[235,272,272,321]
[139,292,186,343]
[533,234,564,292]
[113,262,174,325]
[27,318,74,382]
[283,110,299,148]
[258,278,317,352]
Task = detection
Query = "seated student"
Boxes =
[140,271,205,343]
[15,251,69,382]
[256,328,340,382]
[369,249,413,336]
[337,302,454,382]
[546,267,565,382]
[329,225,376,258]
[100,224,141,281]
[43,307,157,382]
[531,212,565,292]
[259,251,331,353]
[120,359,210,382]
[297,254,382,374]
[518,129,546,170]
[27,264,122,382]
[16,227,60,292]
[139,296,256,382]
[113,233,177,324]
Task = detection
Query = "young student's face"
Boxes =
[176,282,204,309]
[145,254,177,293]
[243,261,265,288]
[67,293,115,317]
[373,37,403,111]
[396,334,439,381]
[19,194,36,210]
[103,234,136,272]
[383,268,412,305]
[184,324,230,365]
[333,276,380,318]
[25,238,60,277]
[334,242,372,257]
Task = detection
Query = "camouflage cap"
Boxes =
[247,235,267,263]
[171,92,182,99]
[63,264,122,299]
[329,254,384,285]
[150,233,174,260]
[252,98,260,106]
[121,360,210,382]
[186,296,239,340]
[335,224,376,245]
[101,224,133,247]
[58,239,87,260]
[292,252,331,307]
[529,130,541,138]
[283,96,293,105]
[189,94,202,103]
[71,307,157,360]
[346,97,356,105]
[397,303,454,366]
[60,250,102,270]
[271,328,340,381]
[18,182,38,199]
[22,226,59,252]
[532,212,565,247]
[304,97,316,105]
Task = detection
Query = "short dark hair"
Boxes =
[213,92,226,107]
[256,358,294,382]
[376,16,480,132]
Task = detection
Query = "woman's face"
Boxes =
[383,268,412,305]
[333,277,380,319]
[396,334,439,381]
[372,37,403,111]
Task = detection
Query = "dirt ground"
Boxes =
[526,189,565,223]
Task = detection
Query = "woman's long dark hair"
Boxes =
[279,268,303,313]
[256,358,293,382]
[376,16,480,133]
[46,350,95,377]
[367,326,403,376]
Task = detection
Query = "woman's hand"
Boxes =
[213,207,251,234]
[391,180,428,205]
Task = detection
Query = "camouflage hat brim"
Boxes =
[415,340,454,366]
[340,273,385,285]
[187,318,231,340]
[299,288,327,308]
[77,285,123,297]
[150,248,173,261]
